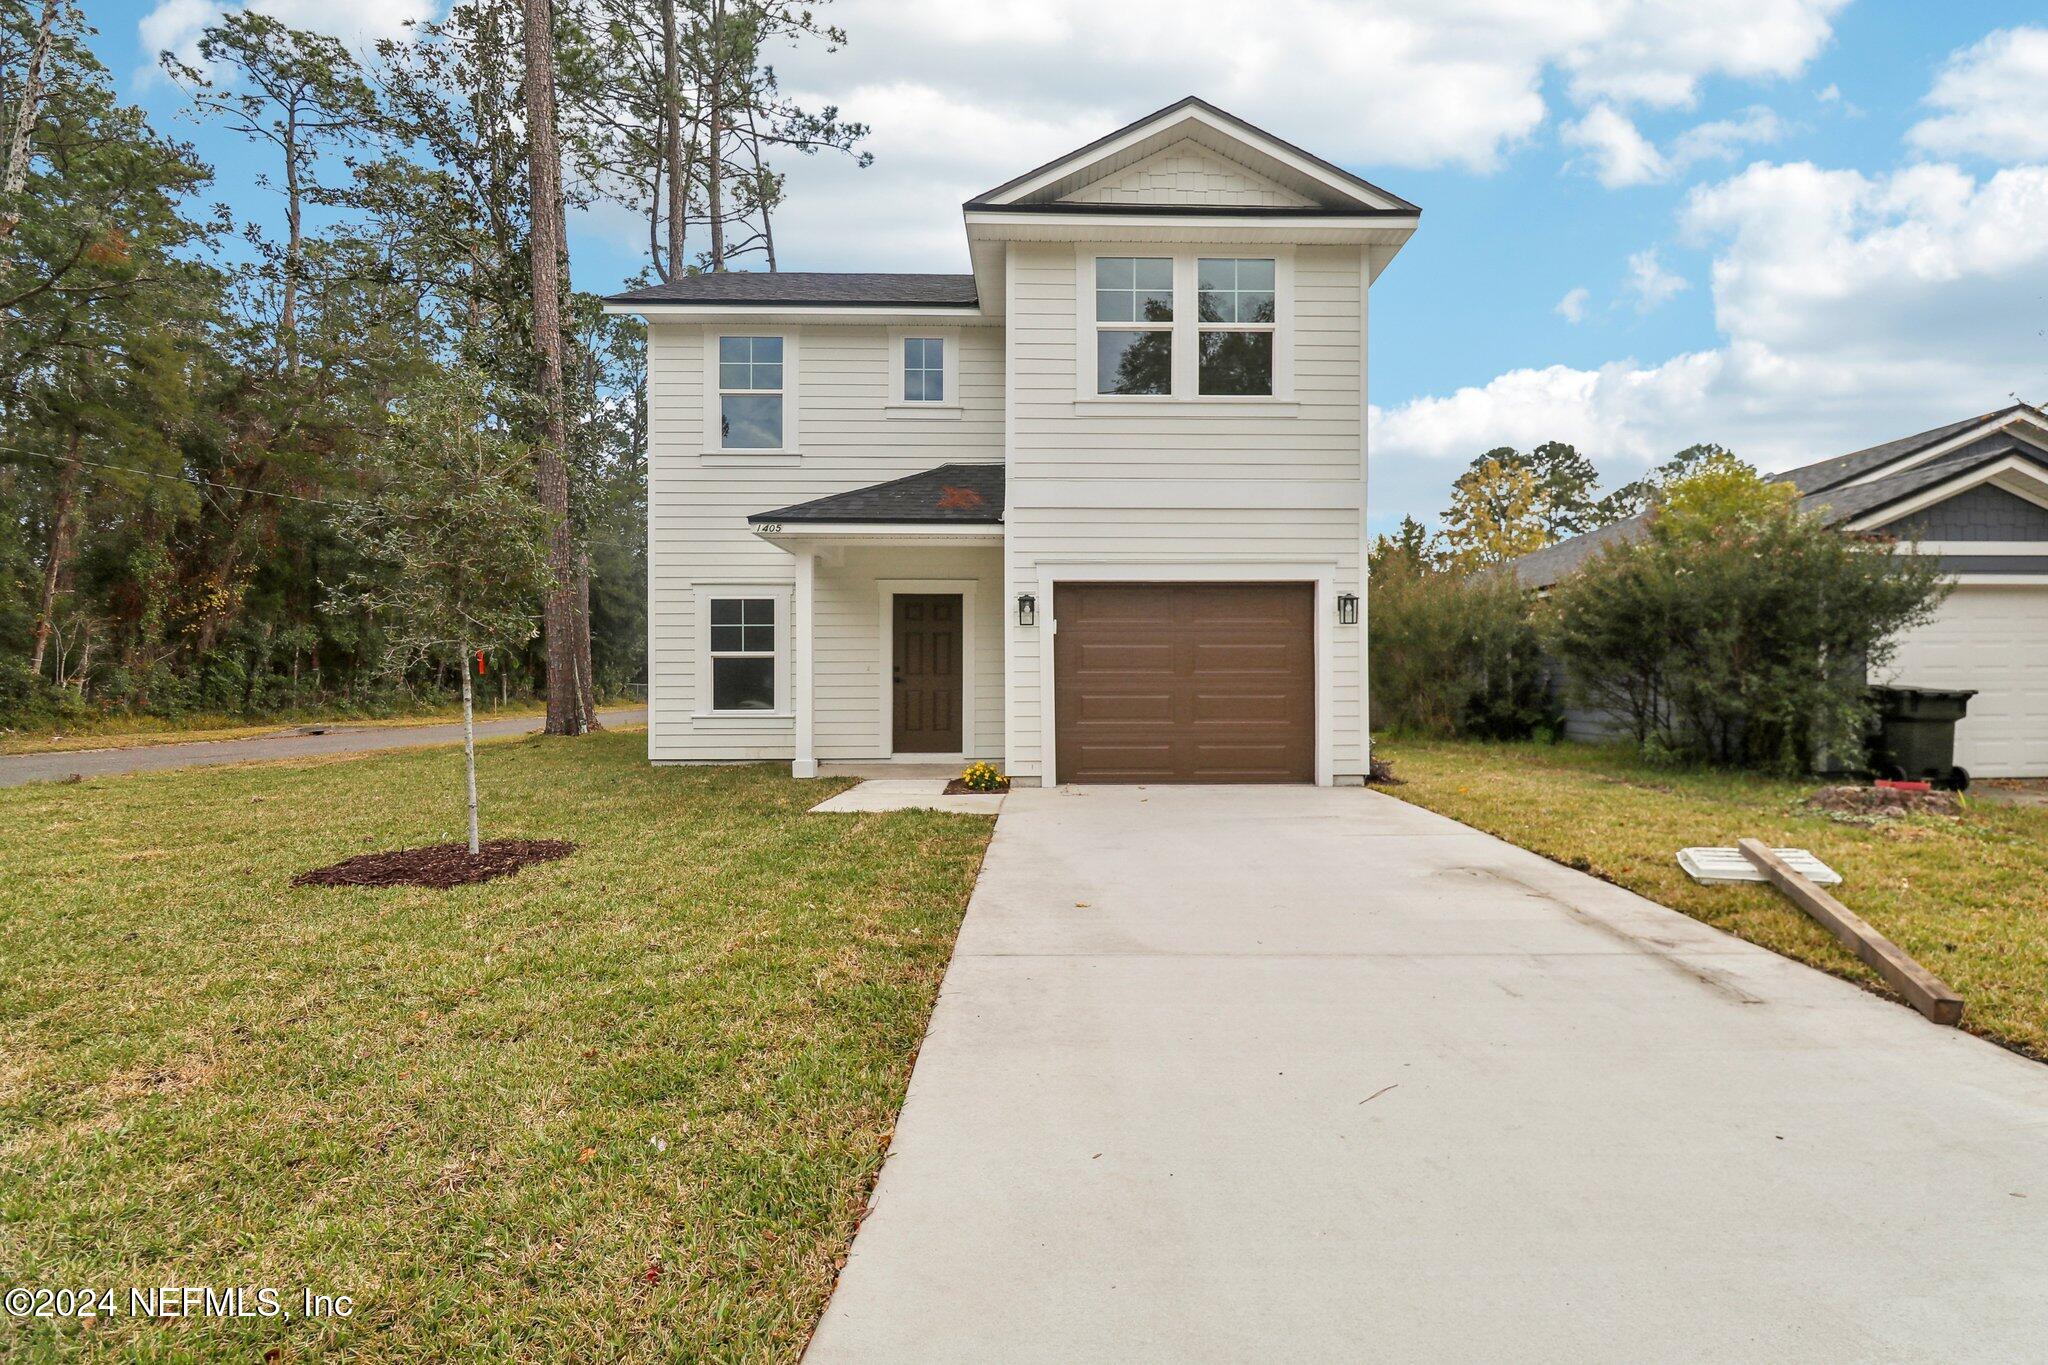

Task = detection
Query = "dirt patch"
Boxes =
[1803,785,1961,820]
[943,778,1009,795]
[293,839,575,889]
[1364,756,1404,786]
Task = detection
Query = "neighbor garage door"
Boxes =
[1053,583,1314,783]
[1877,583,2048,777]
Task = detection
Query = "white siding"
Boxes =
[1003,241,1370,783]
[1059,141,1314,208]
[647,321,1004,761]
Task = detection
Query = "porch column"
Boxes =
[793,548,818,778]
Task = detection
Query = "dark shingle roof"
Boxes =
[749,463,1004,525]
[1508,413,2048,589]
[606,272,978,308]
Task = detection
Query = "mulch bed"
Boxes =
[943,778,1009,795]
[1804,785,1962,820]
[292,839,576,889]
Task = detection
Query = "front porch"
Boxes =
[749,463,1008,778]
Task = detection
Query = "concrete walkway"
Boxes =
[0,707,645,787]
[808,785,2048,1363]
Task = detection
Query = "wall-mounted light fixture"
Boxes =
[1336,592,1360,626]
[1017,593,1037,627]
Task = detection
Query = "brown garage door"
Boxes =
[1054,583,1314,784]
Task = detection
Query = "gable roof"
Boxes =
[967,96,1418,215]
[1508,411,2048,588]
[748,463,1004,525]
[606,272,978,309]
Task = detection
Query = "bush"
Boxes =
[1541,465,1950,772]
[1369,552,1550,739]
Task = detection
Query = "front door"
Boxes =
[893,594,963,753]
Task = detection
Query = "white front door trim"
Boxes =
[876,579,980,760]
[1032,559,1335,787]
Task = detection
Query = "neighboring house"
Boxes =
[604,98,1418,785]
[1509,405,2048,777]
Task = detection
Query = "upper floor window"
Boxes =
[1197,258,1276,396]
[1094,256,1173,396]
[903,337,945,402]
[718,335,783,448]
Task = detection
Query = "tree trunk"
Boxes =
[522,0,586,736]
[280,110,303,374]
[27,430,80,679]
[575,554,600,728]
[0,0,56,244]
[660,0,687,280]
[705,0,725,270]
[462,644,480,855]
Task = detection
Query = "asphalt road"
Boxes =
[0,707,646,788]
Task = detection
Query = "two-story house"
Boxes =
[604,98,1418,785]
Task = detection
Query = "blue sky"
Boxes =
[105,1,2048,532]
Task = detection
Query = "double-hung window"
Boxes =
[718,336,783,449]
[1094,256,1174,395]
[1196,258,1276,396]
[902,337,944,402]
[708,597,776,711]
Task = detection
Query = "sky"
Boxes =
[103,0,2048,534]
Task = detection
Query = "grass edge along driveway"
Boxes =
[0,729,992,1361]
[1377,738,2048,1062]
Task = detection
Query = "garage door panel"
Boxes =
[1879,583,2048,777]
[1055,583,1314,784]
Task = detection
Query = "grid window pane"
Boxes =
[1097,329,1172,395]
[711,656,775,711]
[1094,257,1173,323]
[903,336,944,402]
[719,335,749,364]
[710,624,743,652]
[721,393,783,448]
[709,599,742,625]
[1198,258,1276,325]
[1198,329,1273,396]
[718,336,783,391]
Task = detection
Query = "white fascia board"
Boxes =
[1844,410,2048,487]
[982,105,1407,211]
[965,209,1417,234]
[752,523,1003,545]
[603,303,988,322]
[1845,454,2048,530]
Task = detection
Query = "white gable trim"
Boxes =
[980,104,1408,212]
[1846,455,2048,531]
[1059,141,1315,208]
[1843,409,2048,488]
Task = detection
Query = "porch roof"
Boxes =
[747,463,1004,526]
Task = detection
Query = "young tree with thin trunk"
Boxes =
[0,0,58,244]
[329,370,556,853]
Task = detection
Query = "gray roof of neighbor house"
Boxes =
[605,272,979,308]
[749,463,1004,525]
[1506,405,2048,588]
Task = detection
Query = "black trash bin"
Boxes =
[1867,685,1975,790]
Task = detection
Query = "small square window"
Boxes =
[1095,257,1173,323]
[707,597,777,711]
[1097,329,1172,396]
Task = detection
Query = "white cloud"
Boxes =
[1908,27,2048,163]
[749,0,1850,268]
[1816,83,1841,103]
[1372,159,2048,522]
[140,0,434,73]
[1556,287,1591,323]
[1563,104,1668,187]
[1669,106,1785,168]
[1625,248,1689,311]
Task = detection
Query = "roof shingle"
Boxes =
[749,463,1004,525]
[606,272,978,308]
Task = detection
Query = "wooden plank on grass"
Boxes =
[1737,838,1964,1026]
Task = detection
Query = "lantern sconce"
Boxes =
[1336,592,1360,626]
[1017,593,1037,627]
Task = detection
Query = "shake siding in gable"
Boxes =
[645,321,1005,761]
[1001,241,1369,781]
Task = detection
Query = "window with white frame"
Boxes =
[902,337,945,402]
[718,336,783,449]
[707,597,777,710]
[1094,256,1173,395]
[1196,258,1276,396]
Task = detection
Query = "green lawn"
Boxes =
[0,698,557,755]
[1377,738,2048,1060]
[0,730,991,1360]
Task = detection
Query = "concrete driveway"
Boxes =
[0,707,645,787]
[808,785,2048,1363]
